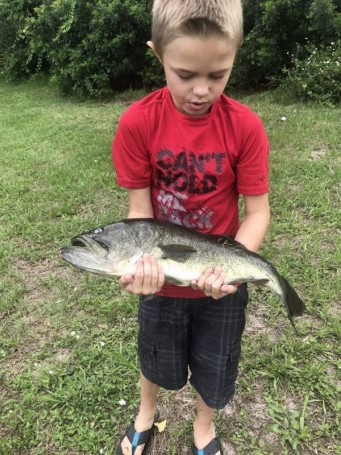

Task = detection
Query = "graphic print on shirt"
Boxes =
[157,190,214,230]
[155,148,227,230]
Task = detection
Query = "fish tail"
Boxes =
[278,274,306,335]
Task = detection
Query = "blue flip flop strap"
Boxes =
[126,422,155,451]
[132,431,141,448]
[193,436,223,455]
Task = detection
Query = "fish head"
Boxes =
[61,221,142,276]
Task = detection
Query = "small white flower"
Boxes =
[119,399,127,406]
[99,341,105,347]
[99,448,106,454]
[34,362,38,367]
[48,370,54,375]
[281,116,287,121]
[70,331,76,336]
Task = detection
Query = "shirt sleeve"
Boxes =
[236,109,269,195]
[112,105,152,188]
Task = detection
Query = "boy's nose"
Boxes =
[192,80,209,97]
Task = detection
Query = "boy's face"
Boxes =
[159,36,236,117]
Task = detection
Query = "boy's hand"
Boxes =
[119,253,165,295]
[191,266,238,299]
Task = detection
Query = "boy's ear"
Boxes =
[147,40,162,63]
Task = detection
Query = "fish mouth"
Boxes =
[71,235,109,256]
[61,235,112,275]
[61,235,139,277]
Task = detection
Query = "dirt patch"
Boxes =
[309,143,331,161]
[244,295,282,342]
[13,257,77,287]
[148,385,196,454]
[1,258,77,381]
[327,300,341,317]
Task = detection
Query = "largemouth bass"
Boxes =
[61,218,306,333]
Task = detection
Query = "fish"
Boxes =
[61,218,306,333]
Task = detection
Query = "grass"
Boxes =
[0,77,340,455]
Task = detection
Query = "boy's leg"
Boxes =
[137,371,159,422]
[190,288,248,454]
[118,371,159,455]
[193,393,221,455]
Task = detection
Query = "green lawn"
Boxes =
[0,78,340,455]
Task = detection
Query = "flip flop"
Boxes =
[192,435,224,455]
[116,414,158,455]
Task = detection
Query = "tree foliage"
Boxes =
[0,0,153,97]
[231,0,340,89]
[0,0,340,99]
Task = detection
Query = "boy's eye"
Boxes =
[176,72,227,80]
[178,74,193,80]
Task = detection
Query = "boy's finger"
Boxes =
[156,261,165,290]
[220,284,238,294]
[196,267,214,289]
[119,274,134,287]
[148,256,162,291]
[139,254,165,294]
[205,269,224,290]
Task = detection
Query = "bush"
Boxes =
[31,0,153,97]
[281,41,341,104]
[231,0,340,89]
[0,0,44,80]
[138,48,164,89]
[0,0,340,96]
[0,0,153,97]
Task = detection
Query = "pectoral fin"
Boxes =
[159,244,197,263]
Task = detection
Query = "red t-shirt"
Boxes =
[112,87,269,297]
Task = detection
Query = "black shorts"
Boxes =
[137,284,248,409]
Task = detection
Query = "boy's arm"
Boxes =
[235,193,270,252]
[193,193,270,299]
[126,187,154,219]
[119,188,165,294]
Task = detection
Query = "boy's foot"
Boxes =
[116,412,156,455]
[193,422,223,455]
[192,436,223,455]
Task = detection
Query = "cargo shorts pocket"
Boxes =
[138,331,157,381]
[222,342,242,403]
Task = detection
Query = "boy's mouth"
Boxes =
[188,101,209,111]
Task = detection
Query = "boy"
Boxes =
[112,1,270,454]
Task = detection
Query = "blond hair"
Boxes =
[151,0,243,56]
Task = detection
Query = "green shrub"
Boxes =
[0,0,340,96]
[0,0,44,80]
[0,0,153,97]
[281,41,341,104]
[31,0,153,97]
[138,48,164,90]
[231,0,340,89]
